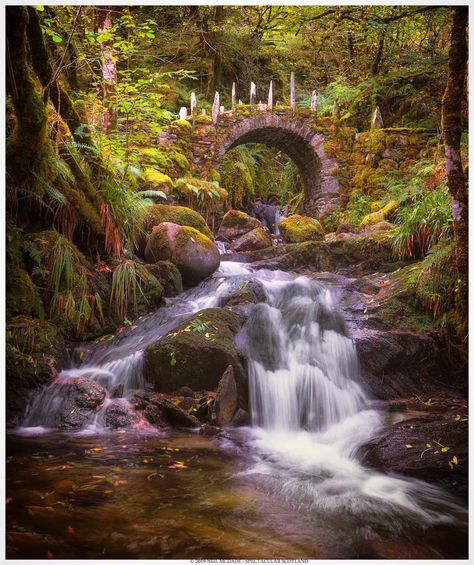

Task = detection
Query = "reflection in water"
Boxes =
[5,432,468,559]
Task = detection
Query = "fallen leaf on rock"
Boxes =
[405,444,413,449]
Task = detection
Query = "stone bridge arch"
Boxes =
[190,112,341,218]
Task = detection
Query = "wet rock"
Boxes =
[249,232,396,274]
[217,210,262,241]
[133,391,199,428]
[362,415,467,499]
[212,366,238,426]
[153,397,200,428]
[25,377,107,430]
[199,424,221,436]
[145,222,220,286]
[231,408,250,427]
[145,261,183,297]
[278,214,325,243]
[219,279,266,307]
[354,329,442,400]
[231,227,272,252]
[144,308,247,407]
[103,401,138,429]
[110,384,124,399]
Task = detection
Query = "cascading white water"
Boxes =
[235,268,465,530]
[19,266,244,432]
[17,260,465,532]
[242,276,366,431]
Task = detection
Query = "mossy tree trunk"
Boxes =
[441,6,468,339]
[6,7,49,185]
[6,6,104,238]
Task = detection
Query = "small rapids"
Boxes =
[17,261,466,538]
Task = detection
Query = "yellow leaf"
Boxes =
[93,448,102,452]
[452,456,459,464]
[454,415,462,421]
[426,443,432,448]
[405,444,413,449]
[441,446,450,453]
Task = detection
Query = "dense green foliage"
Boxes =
[5,5,466,352]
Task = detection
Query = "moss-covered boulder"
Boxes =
[231,227,272,252]
[143,203,211,236]
[145,260,183,297]
[360,200,398,228]
[217,210,262,241]
[142,168,173,193]
[145,222,220,286]
[278,214,324,243]
[6,265,44,319]
[144,308,246,406]
[6,316,68,424]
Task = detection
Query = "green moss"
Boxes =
[195,114,213,125]
[360,200,398,228]
[220,210,258,230]
[174,177,228,202]
[278,214,324,243]
[6,265,44,320]
[139,146,190,176]
[175,225,216,252]
[143,168,173,189]
[144,204,213,239]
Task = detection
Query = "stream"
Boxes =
[7,261,468,559]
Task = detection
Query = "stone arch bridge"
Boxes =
[162,106,434,220]
[188,110,340,218]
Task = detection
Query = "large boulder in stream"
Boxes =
[231,227,272,252]
[278,214,325,243]
[24,377,106,430]
[217,210,262,241]
[144,308,247,407]
[144,222,220,286]
[354,329,442,400]
[362,410,468,499]
[103,401,138,429]
[135,204,213,257]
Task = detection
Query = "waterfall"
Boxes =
[242,277,366,431]
[234,269,465,529]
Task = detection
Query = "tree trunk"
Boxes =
[6,6,49,184]
[441,6,468,338]
[96,7,118,132]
